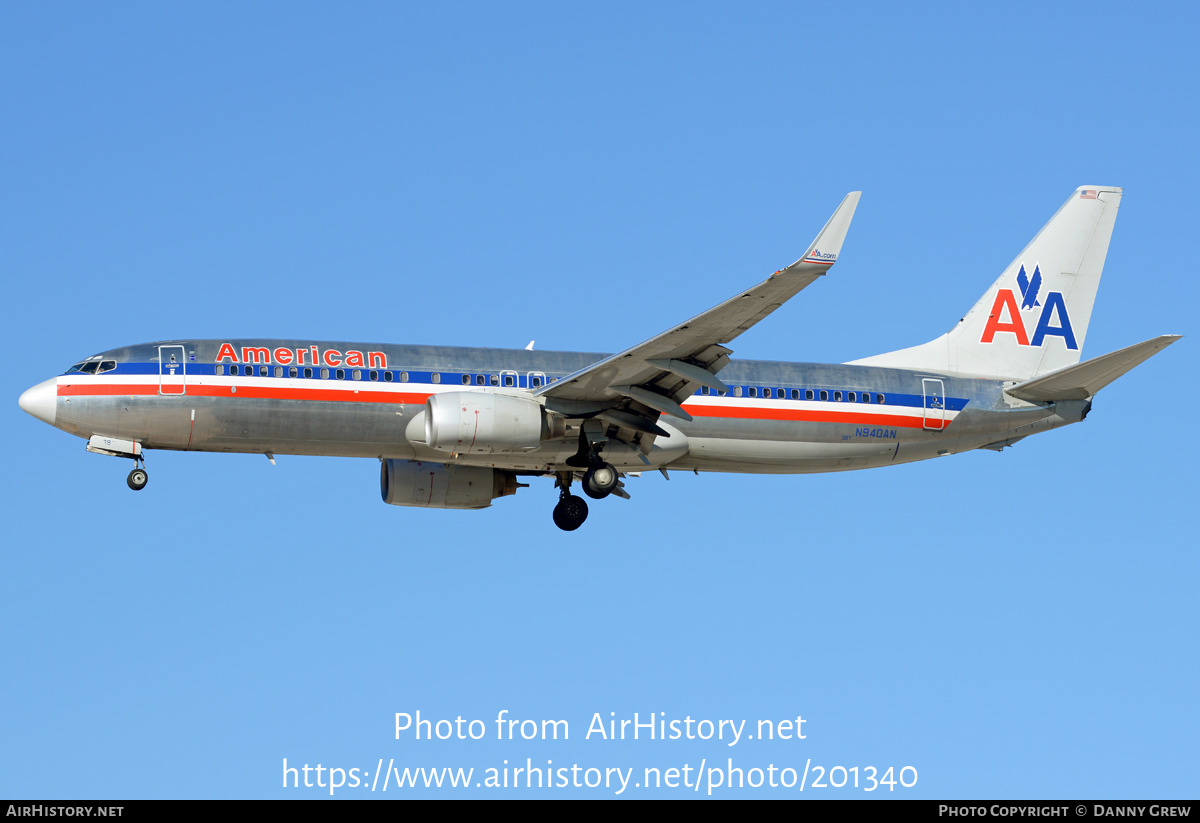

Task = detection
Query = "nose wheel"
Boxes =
[126,458,148,491]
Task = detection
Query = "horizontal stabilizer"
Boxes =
[1005,335,1181,402]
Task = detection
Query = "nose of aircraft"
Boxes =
[19,378,57,426]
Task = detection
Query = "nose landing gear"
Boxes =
[126,465,148,491]
[84,436,149,491]
[125,453,149,491]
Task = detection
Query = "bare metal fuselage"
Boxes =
[37,339,1081,477]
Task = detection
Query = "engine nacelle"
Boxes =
[425,391,561,454]
[380,459,520,509]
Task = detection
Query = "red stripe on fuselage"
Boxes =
[58,382,950,429]
[686,403,942,429]
[57,382,431,405]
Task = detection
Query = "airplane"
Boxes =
[17,185,1180,531]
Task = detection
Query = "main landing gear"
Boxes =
[552,487,589,532]
[551,459,621,531]
[551,421,627,530]
[582,462,619,499]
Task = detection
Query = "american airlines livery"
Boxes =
[18,186,1180,530]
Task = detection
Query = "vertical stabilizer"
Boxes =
[849,186,1122,379]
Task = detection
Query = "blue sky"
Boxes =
[2,2,1196,799]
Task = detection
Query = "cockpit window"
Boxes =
[66,357,106,374]
[98,360,117,374]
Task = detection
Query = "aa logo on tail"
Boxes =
[980,263,1078,349]
[1016,264,1041,309]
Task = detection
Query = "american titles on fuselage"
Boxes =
[215,343,387,369]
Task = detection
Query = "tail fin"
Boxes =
[849,186,1122,379]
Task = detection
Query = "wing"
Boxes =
[536,192,861,437]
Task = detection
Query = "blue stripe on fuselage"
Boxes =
[72,361,971,412]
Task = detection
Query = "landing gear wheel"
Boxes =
[127,467,148,491]
[582,463,619,500]
[552,494,589,531]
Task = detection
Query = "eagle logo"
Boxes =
[1016,264,1042,310]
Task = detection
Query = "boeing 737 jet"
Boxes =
[18,186,1179,530]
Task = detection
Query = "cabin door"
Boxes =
[158,345,187,395]
[922,378,945,430]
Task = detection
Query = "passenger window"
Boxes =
[734,386,743,397]
[431,373,441,384]
[289,367,298,378]
[274,366,283,377]
[462,374,471,385]
[216,365,225,376]
[835,391,842,402]
[304,367,313,379]
[321,368,330,379]
[861,392,870,403]
[259,366,268,377]
[702,387,710,395]
[230,365,239,376]
[531,376,542,388]
[476,375,486,386]
[400,371,409,382]
[384,371,393,382]
[820,390,828,401]
[791,389,799,400]
[848,391,856,402]
[748,387,758,398]
[352,369,361,380]
[369,370,378,381]
[336,369,345,380]
[877,393,885,404]
[490,375,499,386]
[763,388,772,398]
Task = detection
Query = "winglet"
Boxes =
[790,191,861,270]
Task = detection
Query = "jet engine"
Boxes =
[380,459,521,509]
[424,392,563,454]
